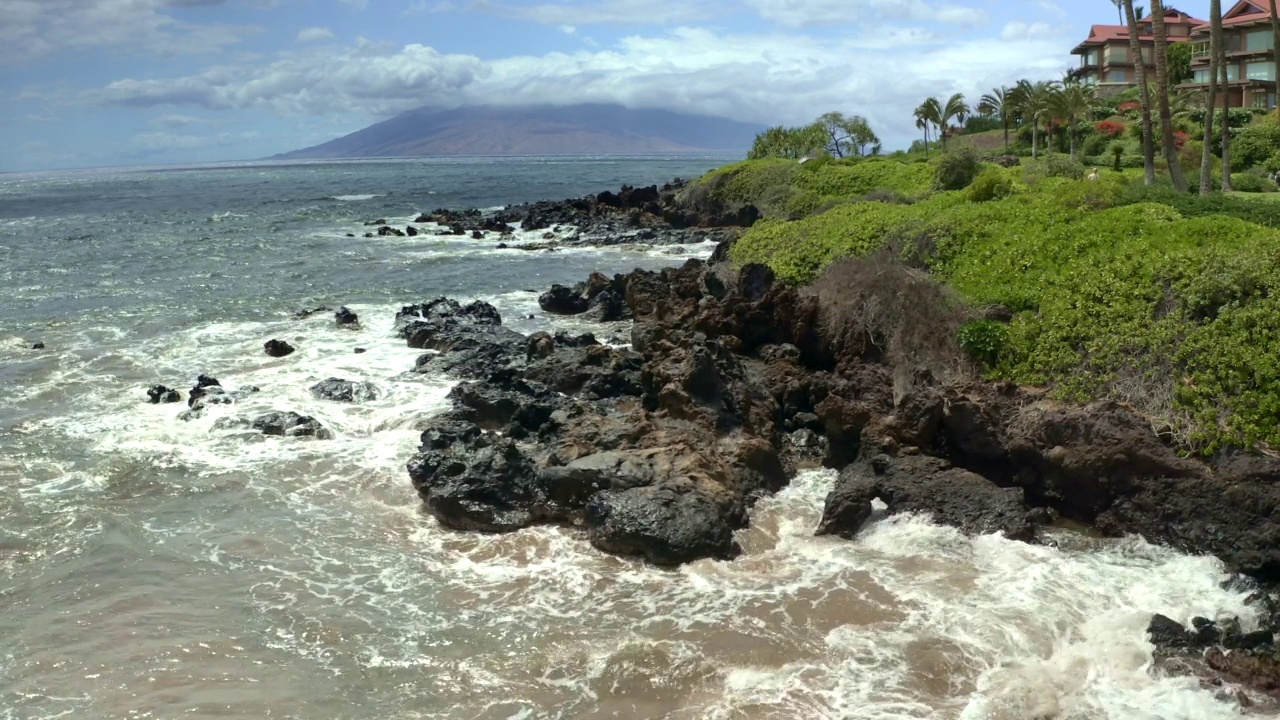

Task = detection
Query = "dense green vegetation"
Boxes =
[708,155,1280,452]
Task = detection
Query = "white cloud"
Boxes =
[403,0,455,14]
[150,113,214,128]
[745,0,987,28]
[1001,21,1057,41]
[0,0,259,64]
[1036,0,1068,21]
[131,130,260,152]
[559,25,577,34]
[476,0,719,25]
[95,26,1066,150]
[296,26,335,43]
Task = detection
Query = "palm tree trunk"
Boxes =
[1123,0,1157,185]
[1032,121,1039,160]
[1070,114,1078,159]
[1202,0,1220,195]
[1152,0,1189,192]
[1003,118,1009,153]
[1271,0,1280,111]
[1220,59,1234,191]
[1215,9,1234,192]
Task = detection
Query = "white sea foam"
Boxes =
[3,299,1265,718]
[330,194,381,201]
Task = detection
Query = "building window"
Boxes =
[1106,45,1129,64]
[1228,64,1241,81]
[1083,50,1099,65]
[1247,61,1275,81]
[1247,29,1275,52]
[1194,68,1211,83]
[1226,33,1243,52]
[1107,69,1129,83]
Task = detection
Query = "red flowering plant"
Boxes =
[1117,101,1142,113]
[1173,131,1188,150]
[1095,120,1127,138]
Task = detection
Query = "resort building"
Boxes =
[1178,0,1279,110]
[1071,8,1205,92]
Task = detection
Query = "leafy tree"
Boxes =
[1167,40,1194,84]
[978,86,1016,153]
[818,112,881,157]
[748,124,826,160]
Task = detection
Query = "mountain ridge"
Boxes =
[274,103,765,159]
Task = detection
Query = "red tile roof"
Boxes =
[1191,0,1279,32]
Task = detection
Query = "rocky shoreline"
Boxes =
[146,180,1280,703]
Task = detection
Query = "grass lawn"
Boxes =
[1226,190,1280,202]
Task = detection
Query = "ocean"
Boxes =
[0,157,1262,719]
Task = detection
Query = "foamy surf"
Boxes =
[1,158,1266,719]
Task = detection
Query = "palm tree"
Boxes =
[1012,80,1056,159]
[1151,0,1190,192]
[1271,0,1280,111]
[914,98,942,156]
[1053,81,1095,159]
[939,93,969,151]
[1214,1,1233,191]
[978,86,1015,153]
[1110,0,1123,25]
[1123,0,1157,185]
[1202,0,1221,195]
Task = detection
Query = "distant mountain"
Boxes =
[274,104,765,159]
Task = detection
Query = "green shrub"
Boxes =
[1229,171,1277,193]
[1026,154,1086,181]
[1232,122,1280,169]
[1082,133,1110,158]
[729,156,1280,452]
[934,148,981,191]
[966,171,1014,202]
[958,320,1010,368]
[1265,150,1280,174]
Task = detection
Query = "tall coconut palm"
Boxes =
[1202,0,1221,194]
[1151,0,1190,192]
[978,86,1015,153]
[1012,80,1056,159]
[938,93,969,150]
[914,98,941,157]
[1123,0,1157,185]
[1271,0,1280,110]
[1053,81,1096,159]
[1214,1,1233,191]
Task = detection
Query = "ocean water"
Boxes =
[0,157,1265,719]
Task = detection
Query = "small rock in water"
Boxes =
[345,233,355,238]
[264,339,295,357]
[471,230,483,239]
[146,385,181,404]
[30,342,45,350]
[292,306,329,319]
[251,411,331,439]
[335,306,359,328]
[310,377,378,402]
[496,242,508,249]
[406,226,418,237]
[354,347,367,354]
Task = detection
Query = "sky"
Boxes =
[0,0,1221,172]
